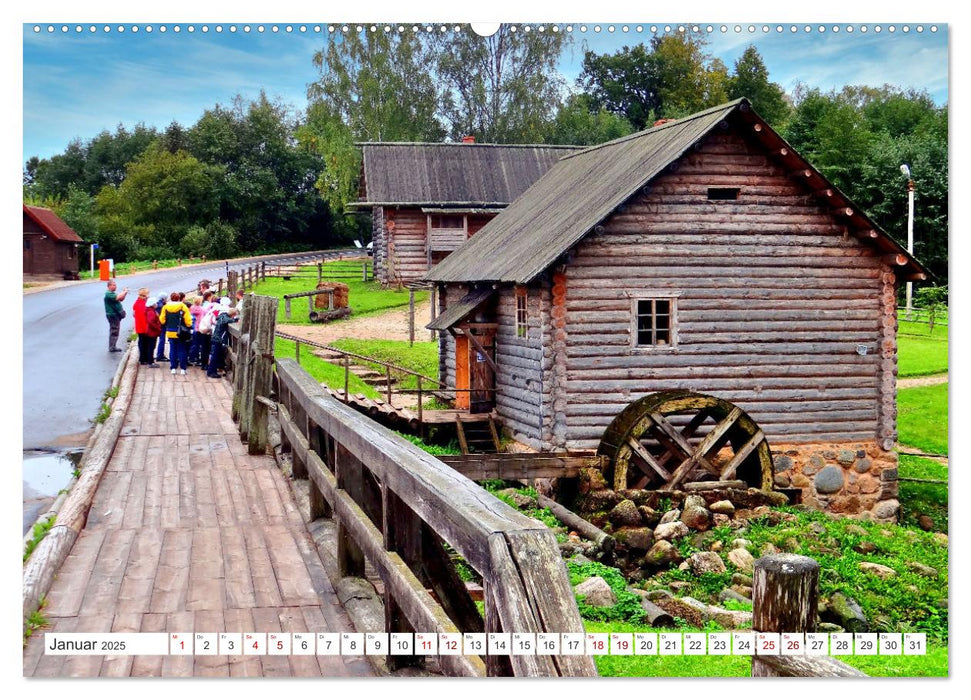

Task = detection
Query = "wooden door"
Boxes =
[455,335,470,410]
[468,328,496,414]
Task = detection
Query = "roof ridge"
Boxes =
[560,98,747,161]
[357,141,580,149]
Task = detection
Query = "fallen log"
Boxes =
[640,598,675,628]
[683,480,748,491]
[536,494,615,554]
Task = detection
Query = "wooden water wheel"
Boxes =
[597,390,773,492]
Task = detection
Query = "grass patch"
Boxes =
[23,516,55,562]
[274,336,378,398]
[583,620,947,677]
[330,338,439,389]
[898,315,948,340]
[24,602,49,647]
[897,334,948,377]
[897,383,948,455]
[636,507,949,645]
[897,454,948,532]
[251,261,426,326]
[397,433,462,456]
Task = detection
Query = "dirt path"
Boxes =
[898,373,948,389]
[278,298,434,345]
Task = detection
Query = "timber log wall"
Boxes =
[558,129,894,450]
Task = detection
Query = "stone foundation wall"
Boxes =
[770,441,899,522]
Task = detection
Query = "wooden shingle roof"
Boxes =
[23,205,84,243]
[425,99,928,284]
[353,142,579,208]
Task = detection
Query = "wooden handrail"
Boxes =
[274,358,596,677]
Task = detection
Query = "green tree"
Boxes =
[727,45,791,126]
[783,86,948,284]
[651,33,728,116]
[82,123,158,191]
[115,142,222,248]
[296,101,362,235]
[29,139,86,199]
[435,25,569,142]
[579,33,730,129]
[309,29,444,142]
[56,184,99,243]
[546,93,634,145]
[579,44,659,130]
[188,93,333,251]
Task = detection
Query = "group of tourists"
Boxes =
[107,280,243,379]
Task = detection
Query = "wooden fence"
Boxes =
[226,296,596,677]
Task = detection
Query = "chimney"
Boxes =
[461,135,475,144]
[653,118,676,127]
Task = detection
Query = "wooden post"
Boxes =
[386,365,393,406]
[318,262,322,284]
[417,377,423,440]
[260,261,265,281]
[409,289,415,346]
[362,263,368,282]
[247,295,277,455]
[295,339,300,365]
[285,296,292,319]
[328,290,334,311]
[344,354,350,403]
[752,554,818,677]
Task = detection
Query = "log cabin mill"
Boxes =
[23,204,83,278]
[424,98,929,522]
[347,140,580,285]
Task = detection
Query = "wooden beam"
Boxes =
[626,437,672,481]
[720,430,766,481]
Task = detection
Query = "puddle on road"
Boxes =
[23,450,82,536]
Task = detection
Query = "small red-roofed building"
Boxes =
[23,204,84,278]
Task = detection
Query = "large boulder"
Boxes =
[616,527,654,552]
[575,576,616,607]
[727,547,755,573]
[654,521,690,542]
[641,540,681,567]
[609,499,643,528]
[687,551,727,575]
[680,505,711,532]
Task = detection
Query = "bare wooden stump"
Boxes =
[752,554,866,677]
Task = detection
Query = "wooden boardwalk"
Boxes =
[23,367,372,678]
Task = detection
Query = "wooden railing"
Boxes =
[273,358,596,677]
[224,295,595,676]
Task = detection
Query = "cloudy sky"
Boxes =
[22,16,948,161]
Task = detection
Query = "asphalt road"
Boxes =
[22,250,352,450]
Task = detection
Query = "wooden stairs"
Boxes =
[455,417,501,455]
[313,349,399,391]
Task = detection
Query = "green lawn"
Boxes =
[897,383,948,455]
[897,334,948,378]
[274,336,378,399]
[582,621,947,677]
[251,262,426,326]
[329,338,439,389]
[898,454,948,532]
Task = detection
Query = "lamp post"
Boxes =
[900,164,914,320]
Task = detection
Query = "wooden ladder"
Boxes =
[456,417,501,455]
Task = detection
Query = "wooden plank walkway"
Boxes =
[24,367,372,678]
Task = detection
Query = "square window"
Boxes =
[636,298,675,347]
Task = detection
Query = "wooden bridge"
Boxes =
[23,293,596,678]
